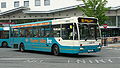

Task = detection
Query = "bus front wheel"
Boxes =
[19,43,25,52]
[52,45,60,56]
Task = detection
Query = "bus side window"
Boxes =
[0,31,2,38]
[39,28,45,37]
[52,25,60,37]
[33,27,40,37]
[20,28,25,37]
[61,24,73,40]
[0,31,9,39]
[44,26,51,37]
[11,29,14,37]
[25,28,33,37]
[13,29,19,37]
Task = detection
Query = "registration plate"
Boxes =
[88,50,93,52]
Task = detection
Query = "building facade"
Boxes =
[0,0,81,12]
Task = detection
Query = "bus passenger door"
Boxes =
[60,23,75,53]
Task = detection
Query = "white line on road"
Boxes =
[67,60,70,63]
[107,59,113,63]
[40,60,44,63]
[95,59,106,63]
[76,59,86,63]
[88,60,93,63]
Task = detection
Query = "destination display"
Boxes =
[78,17,97,23]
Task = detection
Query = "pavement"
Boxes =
[103,43,120,48]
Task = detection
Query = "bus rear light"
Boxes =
[80,44,82,46]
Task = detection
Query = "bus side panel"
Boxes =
[10,37,32,49]
[11,37,75,53]
[10,37,102,54]
[25,37,75,53]
[28,38,51,52]
[10,37,21,48]
[11,37,52,52]
[59,46,79,54]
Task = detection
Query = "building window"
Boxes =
[13,16,15,18]
[1,2,6,8]
[24,16,26,18]
[118,16,120,27]
[106,16,116,26]
[24,1,29,7]
[14,1,19,7]
[44,0,50,6]
[74,13,76,16]
[35,0,41,6]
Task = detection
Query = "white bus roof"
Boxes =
[11,16,97,28]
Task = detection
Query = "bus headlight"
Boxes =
[80,47,84,50]
[97,47,101,49]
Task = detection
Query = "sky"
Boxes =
[106,0,120,7]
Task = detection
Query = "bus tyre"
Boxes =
[19,43,25,52]
[52,45,60,56]
[2,42,8,48]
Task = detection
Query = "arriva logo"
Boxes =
[47,38,52,43]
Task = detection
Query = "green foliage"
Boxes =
[77,0,111,25]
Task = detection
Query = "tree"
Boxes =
[77,0,111,25]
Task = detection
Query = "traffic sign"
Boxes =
[103,24,108,29]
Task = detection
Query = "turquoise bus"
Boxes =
[0,27,10,48]
[10,17,102,55]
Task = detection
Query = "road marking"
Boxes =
[0,57,117,64]
[107,59,113,63]
[0,57,119,59]
[24,59,37,63]
[76,59,86,63]
[95,59,106,63]
[40,60,44,63]
[67,60,70,63]
[88,60,93,63]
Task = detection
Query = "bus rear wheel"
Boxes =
[52,45,60,56]
[19,43,25,52]
[1,42,8,48]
